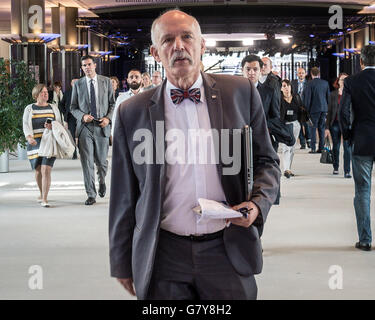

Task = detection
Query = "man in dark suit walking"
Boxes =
[340,45,375,251]
[304,67,330,153]
[260,57,281,104]
[70,55,115,205]
[291,67,310,149]
[109,10,280,300]
[241,54,280,122]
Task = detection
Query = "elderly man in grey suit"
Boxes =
[71,55,114,205]
[109,10,280,300]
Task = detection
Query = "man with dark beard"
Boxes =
[112,69,143,135]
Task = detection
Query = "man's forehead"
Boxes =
[155,14,199,36]
[262,58,270,65]
[128,72,141,77]
[244,61,260,68]
[82,59,94,65]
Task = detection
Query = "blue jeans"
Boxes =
[329,121,351,174]
[352,155,374,244]
[298,122,310,146]
[310,112,327,151]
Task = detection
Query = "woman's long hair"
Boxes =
[333,72,349,89]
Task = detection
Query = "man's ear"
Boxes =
[150,45,161,62]
[200,38,206,56]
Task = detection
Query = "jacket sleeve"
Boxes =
[269,89,280,120]
[326,83,330,105]
[279,98,285,122]
[304,83,311,113]
[326,91,334,129]
[249,82,281,229]
[339,79,352,141]
[295,94,303,121]
[22,105,33,138]
[109,105,140,279]
[105,78,115,121]
[70,81,85,122]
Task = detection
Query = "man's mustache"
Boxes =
[170,52,193,66]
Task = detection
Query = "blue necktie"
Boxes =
[90,79,97,119]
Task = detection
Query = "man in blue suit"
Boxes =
[304,67,330,153]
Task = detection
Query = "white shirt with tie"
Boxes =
[161,74,227,236]
[85,75,99,114]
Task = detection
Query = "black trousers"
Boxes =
[146,229,257,300]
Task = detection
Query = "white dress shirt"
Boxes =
[86,75,99,110]
[112,88,142,135]
[161,74,227,236]
[298,79,306,95]
[52,90,63,105]
[259,74,267,84]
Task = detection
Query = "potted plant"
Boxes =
[0,58,36,173]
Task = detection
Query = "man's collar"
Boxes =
[86,74,98,82]
[130,88,142,95]
[364,66,375,70]
[166,73,203,92]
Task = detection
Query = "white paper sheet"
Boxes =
[197,198,243,220]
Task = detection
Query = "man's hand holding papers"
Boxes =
[196,198,260,228]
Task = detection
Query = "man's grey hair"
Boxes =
[262,57,272,68]
[361,45,375,66]
[150,8,202,46]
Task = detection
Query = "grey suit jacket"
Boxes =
[70,75,115,137]
[109,72,281,299]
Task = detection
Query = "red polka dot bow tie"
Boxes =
[170,88,201,105]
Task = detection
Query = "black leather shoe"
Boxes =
[308,150,317,154]
[355,242,371,251]
[98,183,106,198]
[300,145,306,149]
[85,197,96,205]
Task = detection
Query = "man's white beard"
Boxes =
[259,74,267,84]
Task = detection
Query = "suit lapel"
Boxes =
[202,73,223,135]
[80,78,90,113]
[149,81,167,220]
[202,72,224,177]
